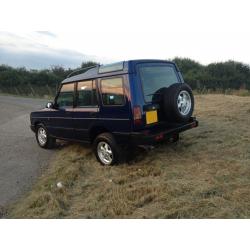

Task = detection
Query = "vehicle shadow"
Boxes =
[53,139,177,165]
[54,140,74,150]
[125,139,177,164]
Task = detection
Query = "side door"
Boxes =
[73,79,99,142]
[48,82,75,139]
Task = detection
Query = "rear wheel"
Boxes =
[93,133,122,166]
[36,124,56,149]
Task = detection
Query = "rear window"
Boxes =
[139,64,180,102]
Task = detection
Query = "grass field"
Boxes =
[8,94,250,218]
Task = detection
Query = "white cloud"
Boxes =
[35,31,57,38]
[0,32,112,69]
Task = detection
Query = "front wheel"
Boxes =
[93,133,121,166]
[36,124,56,149]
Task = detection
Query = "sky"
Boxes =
[0,32,107,69]
[1,0,250,69]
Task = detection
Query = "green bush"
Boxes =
[0,61,97,97]
[173,58,250,91]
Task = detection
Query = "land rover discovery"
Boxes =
[30,60,198,165]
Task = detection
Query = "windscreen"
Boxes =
[139,63,180,102]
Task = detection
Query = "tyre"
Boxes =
[35,124,56,149]
[162,83,194,123]
[93,133,122,166]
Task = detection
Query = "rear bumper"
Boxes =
[130,117,199,145]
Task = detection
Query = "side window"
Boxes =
[56,83,75,108]
[100,77,124,106]
[77,80,98,107]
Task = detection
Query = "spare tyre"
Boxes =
[162,83,194,123]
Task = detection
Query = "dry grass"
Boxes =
[8,95,250,218]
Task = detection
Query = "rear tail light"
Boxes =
[133,106,142,125]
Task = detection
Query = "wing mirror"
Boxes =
[46,101,54,109]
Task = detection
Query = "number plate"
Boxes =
[146,110,158,124]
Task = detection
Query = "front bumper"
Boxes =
[130,117,199,145]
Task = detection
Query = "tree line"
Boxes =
[0,59,250,97]
[0,61,97,97]
[173,58,250,91]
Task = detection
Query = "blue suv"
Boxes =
[30,60,198,165]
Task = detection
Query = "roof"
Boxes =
[62,59,174,84]
[62,61,129,84]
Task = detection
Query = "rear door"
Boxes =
[137,62,181,125]
[73,79,99,141]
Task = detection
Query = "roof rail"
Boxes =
[66,65,100,78]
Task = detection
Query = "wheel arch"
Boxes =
[34,121,43,130]
[89,125,110,143]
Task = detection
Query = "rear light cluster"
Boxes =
[133,106,143,125]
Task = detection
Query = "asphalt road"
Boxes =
[0,95,53,208]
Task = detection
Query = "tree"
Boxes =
[81,61,98,69]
